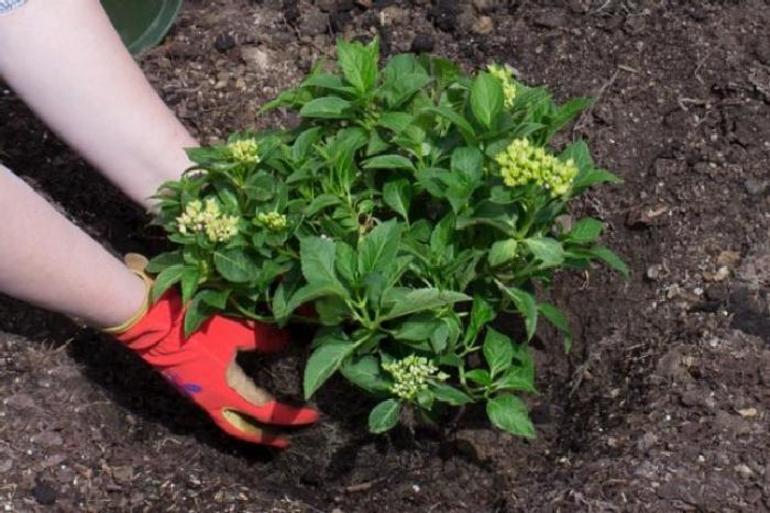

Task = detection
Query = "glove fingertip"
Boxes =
[267,403,320,426]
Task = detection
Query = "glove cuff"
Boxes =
[103,253,153,335]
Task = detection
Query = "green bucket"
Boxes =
[101,0,183,55]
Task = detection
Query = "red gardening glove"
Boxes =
[114,290,318,448]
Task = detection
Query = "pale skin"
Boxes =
[0,0,194,327]
[0,1,274,407]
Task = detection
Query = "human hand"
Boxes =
[111,266,318,448]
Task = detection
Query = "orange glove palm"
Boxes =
[110,266,317,448]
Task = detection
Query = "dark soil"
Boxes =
[2,0,770,511]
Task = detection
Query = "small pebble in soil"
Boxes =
[472,0,497,14]
[734,463,754,479]
[240,47,271,70]
[645,264,663,281]
[214,33,236,53]
[31,479,57,506]
[744,178,768,196]
[716,250,741,268]
[429,0,458,32]
[410,33,435,53]
[472,15,494,34]
[300,7,330,36]
[737,407,758,418]
[316,0,337,12]
[533,11,567,29]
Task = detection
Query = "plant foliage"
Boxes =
[151,39,626,437]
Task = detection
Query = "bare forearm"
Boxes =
[0,165,146,327]
[0,0,195,208]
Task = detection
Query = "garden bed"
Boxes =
[1,0,769,511]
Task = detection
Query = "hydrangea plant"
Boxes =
[150,39,626,437]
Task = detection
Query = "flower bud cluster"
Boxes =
[495,138,578,197]
[383,355,448,401]
[487,64,517,109]
[177,198,239,243]
[256,211,288,232]
[227,138,260,164]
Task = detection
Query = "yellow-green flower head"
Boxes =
[177,198,239,242]
[205,215,239,243]
[227,138,260,164]
[383,355,447,401]
[487,64,517,108]
[495,138,578,197]
[256,211,288,232]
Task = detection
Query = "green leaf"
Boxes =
[465,369,492,387]
[244,172,276,201]
[151,264,185,303]
[378,112,414,133]
[260,87,307,112]
[486,394,535,438]
[483,328,514,377]
[383,72,432,108]
[335,241,357,286]
[300,236,339,285]
[286,281,348,317]
[590,246,630,278]
[382,289,471,321]
[340,356,391,394]
[381,54,428,103]
[416,389,435,410]
[495,362,536,393]
[432,383,473,406]
[180,267,201,304]
[299,96,354,119]
[572,168,622,192]
[315,296,351,326]
[383,179,412,221]
[430,213,455,259]
[429,322,450,353]
[424,106,476,142]
[304,193,342,216]
[498,283,538,341]
[470,72,504,128]
[392,315,443,341]
[146,251,183,273]
[450,146,483,183]
[183,291,217,337]
[567,217,604,243]
[561,141,622,192]
[362,154,415,171]
[537,303,572,352]
[357,220,403,276]
[524,237,565,268]
[441,173,475,213]
[185,147,222,165]
[198,288,230,309]
[337,37,379,94]
[488,239,518,267]
[550,97,592,132]
[303,335,355,399]
[363,272,388,306]
[368,399,401,434]
[366,129,390,156]
[464,296,496,346]
[213,249,260,283]
[301,73,357,95]
[271,281,290,324]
